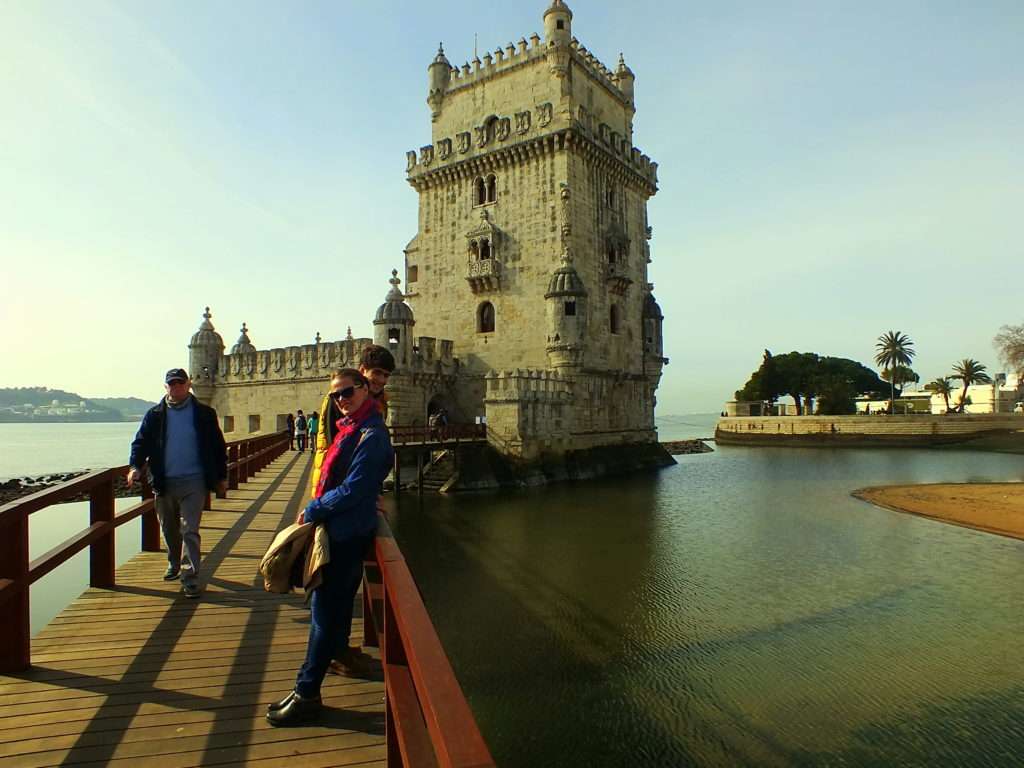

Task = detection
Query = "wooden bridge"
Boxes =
[0,433,494,767]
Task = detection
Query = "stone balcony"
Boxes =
[604,262,633,295]
[467,258,501,293]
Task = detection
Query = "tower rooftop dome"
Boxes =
[544,0,573,20]
[230,322,256,355]
[643,292,663,319]
[545,263,587,298]
[374,269,415,323]
[189,307,224,348]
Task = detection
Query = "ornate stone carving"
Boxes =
[406,151,417,171]
[272,350,284,373]
[496,117,511,141]
[515,111,531,134]
[537,102,553,127]
[257,351,268,374]
[457,131,471,153]
[420,145,434,165]
[438,137,452,160]
[474,125,487,148]
[287,348,299,373]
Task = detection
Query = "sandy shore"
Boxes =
[853,483,1024,541]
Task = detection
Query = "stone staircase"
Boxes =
[419,450,457,492]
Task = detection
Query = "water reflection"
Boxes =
[390,446,1024,767]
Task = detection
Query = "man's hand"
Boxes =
[126,468,141,486]
[296,510,305,525]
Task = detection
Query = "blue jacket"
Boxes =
[304,412,393,542]
[129,397,227,495]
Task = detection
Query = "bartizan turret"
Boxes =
[544,0,572,98]
[427,44,452,121]
[230,323,256,355]
[614,53,635,105]
[373,269,416,368]
[188,307,224,402]
[545,258,588,369]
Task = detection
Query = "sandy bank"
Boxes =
[853,483,1024,541]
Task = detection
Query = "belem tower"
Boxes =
[187,0,668,464]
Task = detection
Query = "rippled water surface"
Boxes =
[389,442,1024,767]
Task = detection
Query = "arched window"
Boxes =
[475,178,487,206]
[609,304,620,335]
[564,300,576,316]
[479,238,491,260]
[486,174,497,203]
[470,239,479,259]
[478,302,495,333]
[607,245,617,264]
[388,327,401,346]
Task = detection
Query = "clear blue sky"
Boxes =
[2,1,1021,413]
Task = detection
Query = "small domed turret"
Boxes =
[373,269,415,367]
[427,43,451,119]
[643,290,665,362]
[188,307,225,396]
[615,53,635,104]
[545,261,587,369]
[230,322,256,355]
[543,0,572,48]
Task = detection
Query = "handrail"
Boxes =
[0,429,291,672]
[364,515,496,768]
[389,423,486,446]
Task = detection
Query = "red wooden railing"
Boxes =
[0,430,290,673]
[363,514,496,768]
[389,423,486,446]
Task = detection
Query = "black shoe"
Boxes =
[267,691,297,713]
[183,583,202,599]
[328,647,381,679]
[266,691,322,726]
[163,566,180,581]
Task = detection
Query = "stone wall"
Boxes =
[715,415,1024,447]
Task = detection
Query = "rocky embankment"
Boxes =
[660,439,714,455]
[0,472,138,506]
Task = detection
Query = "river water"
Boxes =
[5,419,1023,765]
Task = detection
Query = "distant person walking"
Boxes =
[127,369,227,599]
[295,410,308,453]
[307,410,319,449]
[286,413,296,450]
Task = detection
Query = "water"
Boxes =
[389,444,1024,767]
[0,422,139,480]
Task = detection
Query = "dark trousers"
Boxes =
[296,433,307,452]
[294,535,372,698]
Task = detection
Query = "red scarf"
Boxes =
[314,396,377,499]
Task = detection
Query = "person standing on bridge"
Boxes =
[267,368,394,726]
[127,369,227,599]
[309,345,395,678]
[294,409,307,453]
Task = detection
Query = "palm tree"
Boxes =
[926,376,954,413]
[950,359,992,412]
[875,331,916,414]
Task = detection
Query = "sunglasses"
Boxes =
[330,383,364,401]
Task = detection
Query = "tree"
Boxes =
[881,365,920,388]
[950,359,992,412]
[735,351,887,414]
[925,377,954,413]
[816,375,857,415]
[874,331,915,414]
[994,323,1024,380]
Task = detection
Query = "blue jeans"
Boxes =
[294,535,372,698]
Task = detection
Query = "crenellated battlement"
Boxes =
[484,368,573,403]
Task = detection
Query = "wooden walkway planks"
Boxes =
[0,452,386,768]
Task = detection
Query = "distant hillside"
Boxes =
[90,397,156,418]
[0,387,154,422]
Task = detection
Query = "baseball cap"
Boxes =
[165,368,189,384]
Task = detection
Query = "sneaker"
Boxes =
[182,583,202,599]
[162,566,180,581]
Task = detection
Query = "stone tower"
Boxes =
[188,307,224,402]
[403,0,666,457]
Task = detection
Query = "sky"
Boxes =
[2,1,1022,413]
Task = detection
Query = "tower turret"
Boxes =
[188,307,224,400]
[373,269,416,368]
[543,0,573,47]
[643,290,667,368]
[230,322,256,355]
[545,260,588,369]
[427,43,451,121]
[615,53,635,105]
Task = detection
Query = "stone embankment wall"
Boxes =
[716,414,1023,447]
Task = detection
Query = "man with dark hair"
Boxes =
[127,369,227,599]
[295,409,307,453]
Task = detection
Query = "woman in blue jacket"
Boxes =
[267,368,393,726]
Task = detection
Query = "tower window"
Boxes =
[564,300,576,316]
[475,178,487,206]
[609,304,620,335]
[388,328,401,346]
[486,174,497,203]
[407,265,419,283]
[556,19,564,30]
[479,238,491,260]
[223,415,235,433]
[248,415,261,433]
[478,301,495,333]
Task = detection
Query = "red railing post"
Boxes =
[141,476,160,552]
[89,472,116,589]
[0,511,30,672]
[228,444,240,490]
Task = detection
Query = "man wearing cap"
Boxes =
[128,369,228,599]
